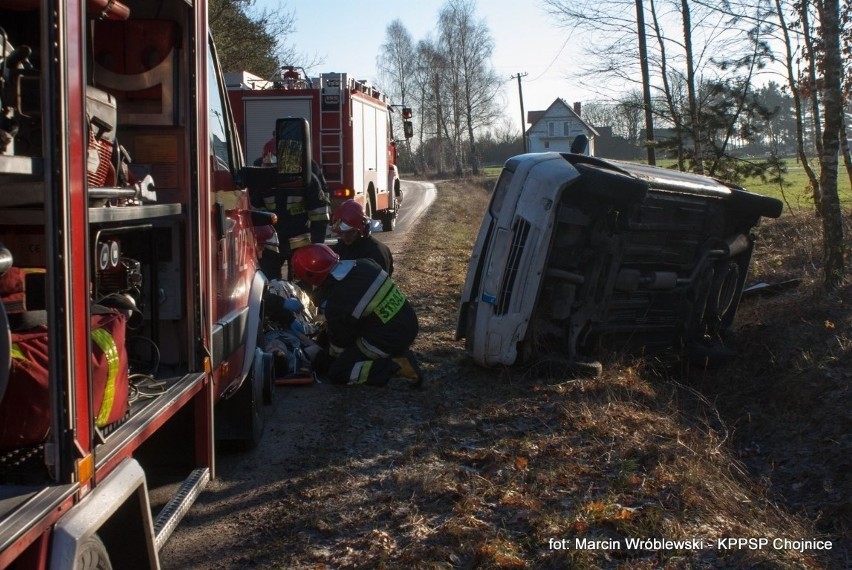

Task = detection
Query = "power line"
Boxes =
[528,35,572,82]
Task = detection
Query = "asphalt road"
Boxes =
[376,179,437,240]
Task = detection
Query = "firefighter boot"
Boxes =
[392,350,424,388]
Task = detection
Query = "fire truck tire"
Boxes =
[259,351,275,405]
[0,300,9,405]
[76,534,113,570]
[218,369,265,450]
[242,368,265,450]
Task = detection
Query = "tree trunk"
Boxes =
[680,0,703,174]
[636,0,656,165]
[773,0,820,208]
[839,113,852,191]
[816,0,846,288]
[801,3,825,213]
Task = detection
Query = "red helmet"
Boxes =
[332,199,368,236]
[290,244,339,287]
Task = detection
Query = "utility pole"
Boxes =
[635,0,656,165]
[511,72,528,153]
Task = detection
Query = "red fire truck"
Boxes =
[227,67,413,231]
[0,0,276,566]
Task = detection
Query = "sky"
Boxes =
[255,0,616,133]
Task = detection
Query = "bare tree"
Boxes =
[411,39,448,174]
[582,94,644,142]
[378,20,417,155]
[437,4,467,175]
[679,0,704,173]
[377,21,416,109]
[542,0,768,173]
[457,9,503,173]
[772,0,821,204]
[840,0,852,190]
[797,1,826,210]
[435,0,501,174]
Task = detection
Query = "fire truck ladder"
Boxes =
[319,73,344,186]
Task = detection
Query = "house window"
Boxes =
[548,122,555,136]
[544,141,550,149]
[564,122,571,136]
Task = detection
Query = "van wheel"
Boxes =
[77,534,112,570]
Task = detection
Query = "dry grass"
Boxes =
[233,178,849,569]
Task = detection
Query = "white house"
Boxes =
[526,99,599,155]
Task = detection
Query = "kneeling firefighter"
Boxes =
[290,244,422,386]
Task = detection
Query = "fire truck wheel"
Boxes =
[76,534,113,570]
[259,351,275,405]
[243,367,265,449]
[0,300,9,405]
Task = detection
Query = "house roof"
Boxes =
[527,110,546,125]
[526,98,600,137]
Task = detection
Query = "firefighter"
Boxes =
[330,199,394,275]
[312,159,330,195]
[254,132,277,166]
[290,243,422,387]
[244,161,330,280]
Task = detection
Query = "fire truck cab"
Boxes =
[0,0,273,567]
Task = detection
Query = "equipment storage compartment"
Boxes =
[0,7,43,206]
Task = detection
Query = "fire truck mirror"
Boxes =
[403,120,414,139]
[275,117,312,187]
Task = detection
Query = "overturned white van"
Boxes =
[456,152,783,373]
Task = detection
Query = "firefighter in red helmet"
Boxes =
[331,199,394,275]
[290,244,422,386]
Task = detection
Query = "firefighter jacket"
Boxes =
[331,235,394,276]
[244,166,330,254]
[314,258,418,364]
